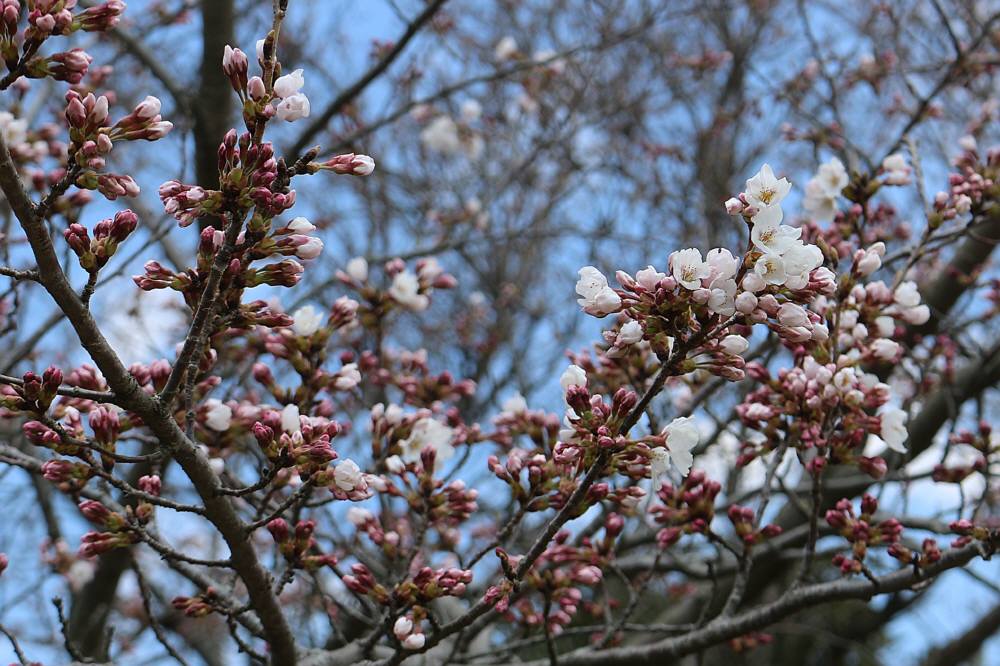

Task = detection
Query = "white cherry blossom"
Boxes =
[204,399,232,431]
[575,266,621,316]
[292,305,323,337]
[744,163,791,209]
[670,248,710,290]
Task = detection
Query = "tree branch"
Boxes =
[287,0,449,161]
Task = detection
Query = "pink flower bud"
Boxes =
[247,76,266,100]
[393,616,413,639]
[138,475,161,496]
[402,633,425,650]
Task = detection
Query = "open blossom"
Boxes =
[389,271,429,311]
[575,266,621,316]
[803,157,848,222]
[881,153,911,185]
[333,459,364,491]
[754,252,786,285]
[501,392,528,415]
[560,365,587,393]
[781,243,823,289]
[204,399,232,432]
[273,69,305,98]
[421,116,462,154]
[615,319,644,346]
[494,36,519,61]
[651,416,700,478]
[333,364,362,391]
[744,163,791,210]
[670,248,710,290]
[292,305,324,337]
[276,93,310,122]
[706,277,737,316]
[751,216,800,255]
[281,404,301,433]
[878,407,908,453]
[648,448,671,485]
[346,257,369,282]
[705,248,738,282]
[635,265,666,290]
[400,418,455,467]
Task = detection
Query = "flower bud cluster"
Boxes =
[727,504,783,548]
[63,209,137,271]
[64,92,171,200]
[366,348,474,405]
[887,538,941,569]
[266,518,338,571]
[489,531,603,635]
[949,519,998,548]
[934,421,995,483]
[737,351,909,477]
[577,168,835,380]
[651,470,720,548]
[824,495,903,574]
[172,588,221,618]
[251,409,342,478]
[41,458,92,492]
[0,366,62,413]
[77,499,140,558]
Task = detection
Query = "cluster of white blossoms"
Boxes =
[803,157,849,222]
[741,164,826,290]
[574,164,838,351]
[252,39,311,122]
[273,68,310,122]
[669,246,742,316]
